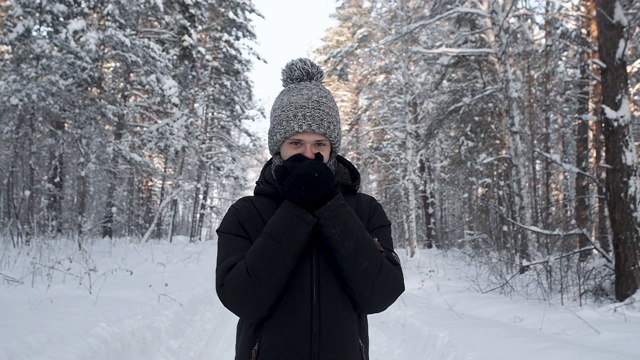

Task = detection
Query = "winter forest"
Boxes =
[1,0,639,313]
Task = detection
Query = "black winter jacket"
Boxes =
[216,155,405,360]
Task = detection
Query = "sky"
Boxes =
[248,0,338,137]
[1,239,638,359]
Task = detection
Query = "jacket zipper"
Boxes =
[311,245,320,360]
[359,338,366,360]
[251,323,263,360]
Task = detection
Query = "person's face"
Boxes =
[279,132,331,163]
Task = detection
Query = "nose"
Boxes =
[301,145,315,159]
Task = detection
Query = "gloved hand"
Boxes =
[274,153,341,212]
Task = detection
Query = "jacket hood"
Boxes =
[254,155,361,198]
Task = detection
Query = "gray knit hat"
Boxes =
[268,58,341,170]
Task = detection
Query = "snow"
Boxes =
[602,96,632,126]
[616,38,627,62]
[1,239,639,360]
[613,1,629,27]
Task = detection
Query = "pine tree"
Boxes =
[595,0,640,301]
[0,0,261,244]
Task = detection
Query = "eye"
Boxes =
[314,142,328,147]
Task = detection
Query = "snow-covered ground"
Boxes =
[1,238,638,360]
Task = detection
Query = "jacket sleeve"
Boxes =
[314,193,405,314]
[215,199,317,322]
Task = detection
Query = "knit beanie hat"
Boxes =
[268,58,342,171]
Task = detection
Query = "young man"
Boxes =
[216,58,404,360]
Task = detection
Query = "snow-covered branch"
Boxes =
[409,47,496,57]
[504,218,612,263]
[534,149,599,182]
[383,7,491,44]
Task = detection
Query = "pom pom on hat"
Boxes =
[281,58,325,86]
[268,58,341,170]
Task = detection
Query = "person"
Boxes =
[215,58,405,360]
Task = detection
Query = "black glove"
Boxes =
[274,153,341,212]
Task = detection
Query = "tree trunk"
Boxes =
[595,121,610,254]
[168,154,186,243]
[76,154,87,251]
[575,0,594,261]
[405,99,419,257]
[420,158,435,249]
[102,118,125,239]
[196,177,210,241]
[25,118,36,245]
[154,151,169,240]
[542,0,554,230]
[596,0,640,301]
[505,66,532,266]
[189,177,202,243]
[587,0,610,255]
[6,145,20,247]
[47,119,65,236]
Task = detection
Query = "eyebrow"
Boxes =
[287,138,329,142]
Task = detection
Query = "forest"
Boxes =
[1,0,639,303]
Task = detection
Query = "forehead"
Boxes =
[285,132,329,142]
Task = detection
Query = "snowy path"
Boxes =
[1,241,638,360]
[369,280,637,360]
